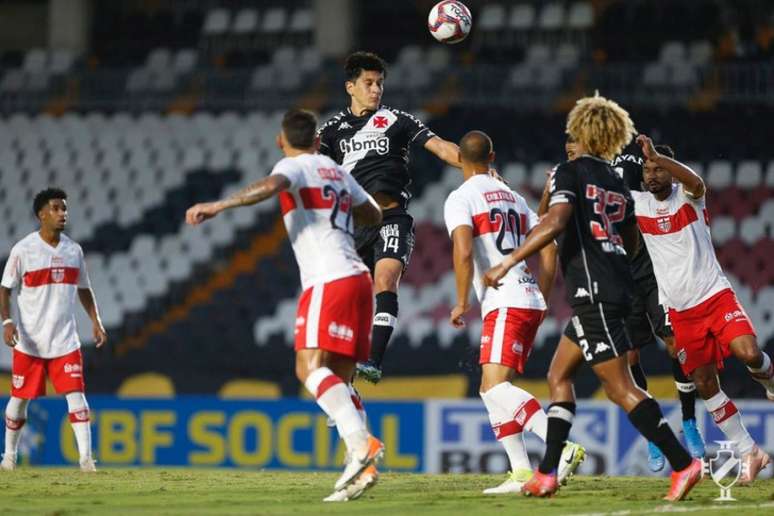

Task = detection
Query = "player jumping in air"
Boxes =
[631,135,774,483]
[317,51,462,383]
[1,188,106,472]
[185,109,384,502]
[569,137,705,471]
[484,95,702,501]
[445,131,585,493]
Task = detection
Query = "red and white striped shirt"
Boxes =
[444,174,546,317]
[631,184,731,311]
[271,153,370,291]
[1,232,91,358]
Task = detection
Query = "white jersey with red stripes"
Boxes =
[271,153,370,291]
[631,183,731,311]
[444,174,546,317]
[1,232,91,358]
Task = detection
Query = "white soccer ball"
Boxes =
[428,1,472,44]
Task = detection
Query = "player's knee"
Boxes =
[546,368,569,393]
[731,337,761,366]
[690,373,717,398]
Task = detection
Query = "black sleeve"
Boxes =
[398,110,436,146]
[613,138,645,192]
[549,162,577,206]
[317,124,335,158]
[621,184,636,226]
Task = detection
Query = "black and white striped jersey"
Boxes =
[317,105,436,208]
[549,156,637,307]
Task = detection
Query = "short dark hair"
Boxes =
[33,188,67,218]
[655,144,675,159]
[282,109,318,149]
[345,51,387,82]
[459,131,493,164]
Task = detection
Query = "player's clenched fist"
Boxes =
[482,264,507,289]
[185,202,220,225]
[3,321,19,347]
[93,322,107,348]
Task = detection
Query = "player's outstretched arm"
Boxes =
[637,134,705,198]
[78,288,107,348]
[483,203,573,289]
[353,194,383,226]
[186,175,291,225]
[424,136,463,168]
[449,226,474,328]
[1,286,19,347]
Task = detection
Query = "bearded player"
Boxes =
[631,135,774,483]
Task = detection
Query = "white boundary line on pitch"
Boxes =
[572,501,774,516]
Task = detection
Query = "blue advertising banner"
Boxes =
[6,396,424,471]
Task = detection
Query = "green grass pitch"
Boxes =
[1,469,772,515]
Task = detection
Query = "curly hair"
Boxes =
[344,51,387,82]
[566,94,636,161]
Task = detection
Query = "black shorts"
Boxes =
[563,303,633,365]
[626,276,674,349]
[355,207,415,273]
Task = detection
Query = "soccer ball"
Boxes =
[428,1,472,44]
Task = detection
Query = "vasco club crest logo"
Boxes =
[703,440,747,501]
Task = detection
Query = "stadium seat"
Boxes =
[232,8,258,34]
[643,63,668,87]
[117,373,176,397]
[479,4,506,32]
[736,160,762,188]
[740,217,765,246]
[538,3,565,30]
[261,7,287,34]
[288,9,313,33]
[503,162,527,187]
[203,8,230,35]
[567,2,594,30]
[706,160,733,189]
[22,48,47,73]
[659,41,687,64]
[688,40,713,65]
[555,43,581,68]
[711,216,736,245]
[508,4,536,31]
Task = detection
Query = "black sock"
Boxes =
[538,402,575,474]
[672,358,696,421]
[630,363,648,391]
[370,291,398,367]
[628,398,692,472]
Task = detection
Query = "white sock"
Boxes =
[481,386,531,471]
[347,383,368,427]
[4,397,29,459]
[304,368,367,453]
[65,392,92,460]
[486,381,547,441]
[748,352,774,389]
[704,391,755,455]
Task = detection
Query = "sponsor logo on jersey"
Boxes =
[724,310,745,322]
[574,288,590,298]
[480,335,491,345]
[518,276,537,285]
[372,115,390,129]
[656,207,670,215]
[328,322,354,342]
[657,217,672,233]
[337,121,352,130]
[594,342,610,354]
[339,135,390,155]
[611,153,643,167]
[12,375,24,389]
[64,363,82,374]
[317,167,343,181]
[484,190,516,203]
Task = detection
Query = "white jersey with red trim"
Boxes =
[631,184,731,311]
[271,153,370,291]
[444,174,546,317]
[1,232,91,358]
